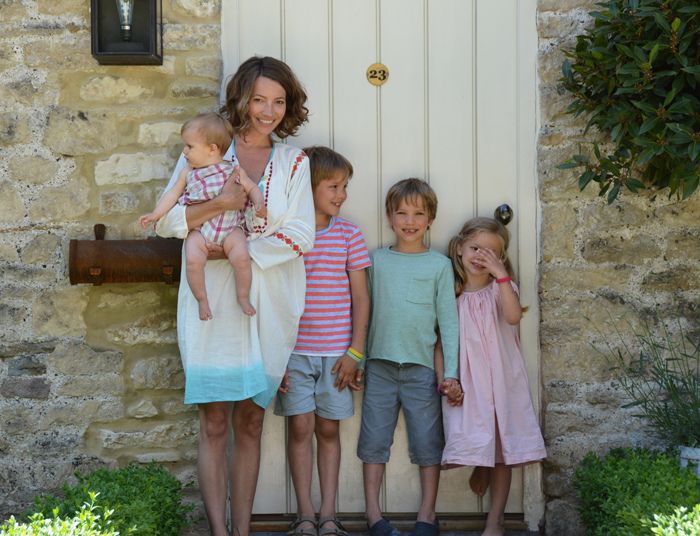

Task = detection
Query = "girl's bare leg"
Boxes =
[287,412,316,529]
[186,231,213,320]
[482,464,511,536]
[223,228,255,316]
[230,399,265,536]
[316,416,341,521]
[197,402,231,536]
[469,466,492,497]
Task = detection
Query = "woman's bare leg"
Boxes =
[223,228,255,316]
[482,464,511,536]
[197,402,231,536]
[230,399,265,536]
[186,230,213,320]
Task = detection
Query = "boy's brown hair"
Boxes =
[181,112,234,157]
[384,178,438,221]
[303,146,354,190]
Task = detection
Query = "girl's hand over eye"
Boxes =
[475,248,508,280]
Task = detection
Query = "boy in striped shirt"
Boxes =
[275,146,371,536]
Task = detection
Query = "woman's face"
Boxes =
[245,76,286,139]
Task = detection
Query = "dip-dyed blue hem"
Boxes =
[184,364,268,404]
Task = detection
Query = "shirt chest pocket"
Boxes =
[406,278,434,305]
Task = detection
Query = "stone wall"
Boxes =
[537,1,700,534]
[1,1,699,534]
[0,0,221,516]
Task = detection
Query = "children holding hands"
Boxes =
[139,112,265,319]
[276,147,371,536]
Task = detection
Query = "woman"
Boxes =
[156,56,315,536]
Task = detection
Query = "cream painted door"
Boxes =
[222,0,542,530]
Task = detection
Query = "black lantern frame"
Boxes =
[91,0,163,65]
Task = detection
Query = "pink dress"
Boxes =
[441,280,546,467]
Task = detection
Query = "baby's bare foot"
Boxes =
[469,466,491,497]
[238,298,256,316]
[198,301,213,321]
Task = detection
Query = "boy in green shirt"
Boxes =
[358,178,459,536]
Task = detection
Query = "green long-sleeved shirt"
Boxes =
[367,247,459,379]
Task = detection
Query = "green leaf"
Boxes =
[648,43,660,63]
[671,17,681,32]
[578,170,595,190]
[637,146,657,165]
[562,59,573,80]
[607,182,621,204]
[625,178,646,192]
[610,123,623,142]
[632,100,656,114]
[689,142,700,162]
[681,66,700,75]
[557,161,581,170]
[678,5,700,13]
[639,117,660,135]
[652,11,671,32]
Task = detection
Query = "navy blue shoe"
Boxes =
[410,520,439,536]
[368,518,401,536]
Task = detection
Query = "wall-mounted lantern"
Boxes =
[91,0,163,65]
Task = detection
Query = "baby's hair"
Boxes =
[221,56,309,139]
[303,146,354,190]
[181,112,234,157]
[448,217,515,296]
[385,178,438,221]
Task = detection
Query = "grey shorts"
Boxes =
[274,353,354,420]
[357,359,444,466]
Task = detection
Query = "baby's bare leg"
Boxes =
[223,228,255,316]
[185,231,213,321]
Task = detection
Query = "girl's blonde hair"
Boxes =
[448,217,515,296]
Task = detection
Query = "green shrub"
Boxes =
[645,504,700,535]
[1,496,118,536]
[574,448,700,536]
[29,464,191,536]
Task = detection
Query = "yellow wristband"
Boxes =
[346,347,364,362]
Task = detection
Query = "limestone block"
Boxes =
[163,24,220,51]
[173,0,220,18]
[32,287,89,338]
[130,355,184,390]
[8,155,60,186]
[0,303,30,336]
[538,40,569,85]
[56,373,123,397]
[541,203,578,261]
[50,341,122,376]
[39,399,101,427]
[169,79,219,99]
[106,312,177,345]
[0,341,56,359]
[97,421,197,449]
[96,289,162,311]
[7,355,46,377]
[0,242,19,262]
[544,380,577,404]
[0,112,30,145]
[138,121,182,146]
[162,398,195,416]
[19,234,60,265]
[545,499,585,536]
[44,108,119,156]
[641,266,700,292]
[0,377,50,399]
[539,264,634,296]
[0,181,26,223]
[0,72,46,106]
[581,234,662,264]
[538,0,598,11]
[28,175,91,222]
[94,152,171,185]
[538,9,590,40]
[37,0,89,17]
[80,76,154,103]
[654,194,700,226]
[543,470,572,499]
[99,190,145,215]
[128,399,159,418]
[665,230,700,261]
[134,451,181,463]
[538,144,587,201]
[0,0,28,21]
[0,42,20,70]
[23,38,94,71]
[539,86,578,127]
[0,264,55,285]
[580,200,649,230]
[185,56,221,79]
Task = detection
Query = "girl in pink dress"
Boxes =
[440,217,546,536]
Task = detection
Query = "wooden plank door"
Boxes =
[221,0,542,529]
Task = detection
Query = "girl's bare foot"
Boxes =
[469,466,491,496]
[198,300,213,320]
[238,298,256,316]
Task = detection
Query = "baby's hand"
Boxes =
[441,378,464,406]
[139,213,158,229]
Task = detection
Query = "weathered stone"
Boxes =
[538,9,591,40]
[0,112,30,145]
[19,234,60,265]
[23,38,94,71]
[32,287,89,337]
[37,0,89,16]
[581,234,662,264]
[7,356,46,377]
[665,229,700,260]
[134,451,181,463]
[541,202,578,261]
[44,108,119,156]
[540,264,634,297]
[641,267,700,292]
[163,24,220,51]
[55,374,123,397]
[0,264,55,285]
[580,200,650,230]
[99,190,145,215]
[106,312,177,345]
[94,152,171,185]
[169,79,219,99]
[7,155,60,186]
[0,181,26,223]
[654,194,700,227]
[29,175,90,222]
[0,71,46,106]
[0,341,56,359]
[0,42,20,70]
[130,355,184,390]
[0,378,50,399]
[539,0,598,11]
[185,56,221,79]
[49,341,122,376]
[138,121,182,146]
[80,76,154,103]
[545,499,585,536]
[0,303,30,337]
[538,144,589,201]
[96,289,162,311]
[173,0,219,18]
[161,398,196,416]
[96,421,197,449]
[0,0,28,21]
[128,399,158,418]
[0,242,19,262]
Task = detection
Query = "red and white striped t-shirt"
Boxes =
[293,217,371,356]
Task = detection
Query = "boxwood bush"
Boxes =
[575,448,700,535]
[28,464,191,536]
[645,504,700,535]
